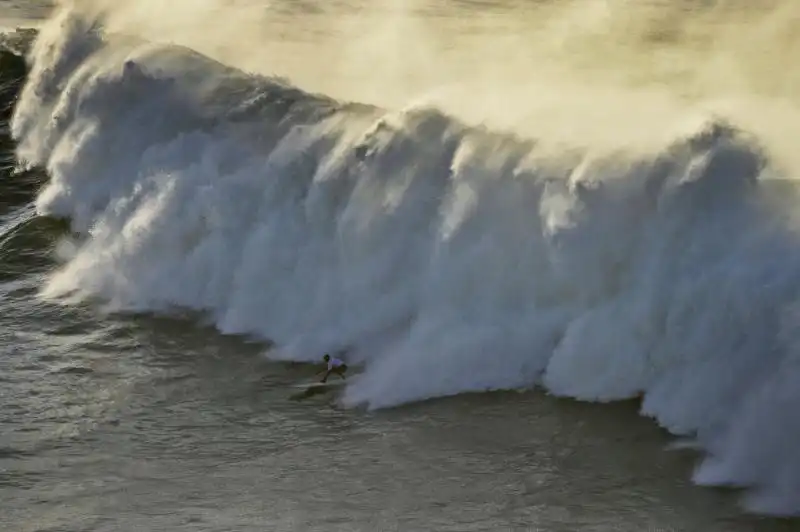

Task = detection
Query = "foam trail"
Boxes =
[13,1,800,517]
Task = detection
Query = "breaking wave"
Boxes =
[12,2,800,517]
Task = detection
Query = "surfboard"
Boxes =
[291,380,346,390]
[289,379,346,400]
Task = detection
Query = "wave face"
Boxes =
[13,3,800,517]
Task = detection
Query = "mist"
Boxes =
[46,0,800,167]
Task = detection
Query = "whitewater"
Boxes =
[11,0,800,517]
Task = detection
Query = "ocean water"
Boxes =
[4,0,800,530]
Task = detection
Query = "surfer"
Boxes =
[319,354,347,383]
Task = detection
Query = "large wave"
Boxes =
[13,2,800,517]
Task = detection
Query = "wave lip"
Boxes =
[12,5,800,517]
